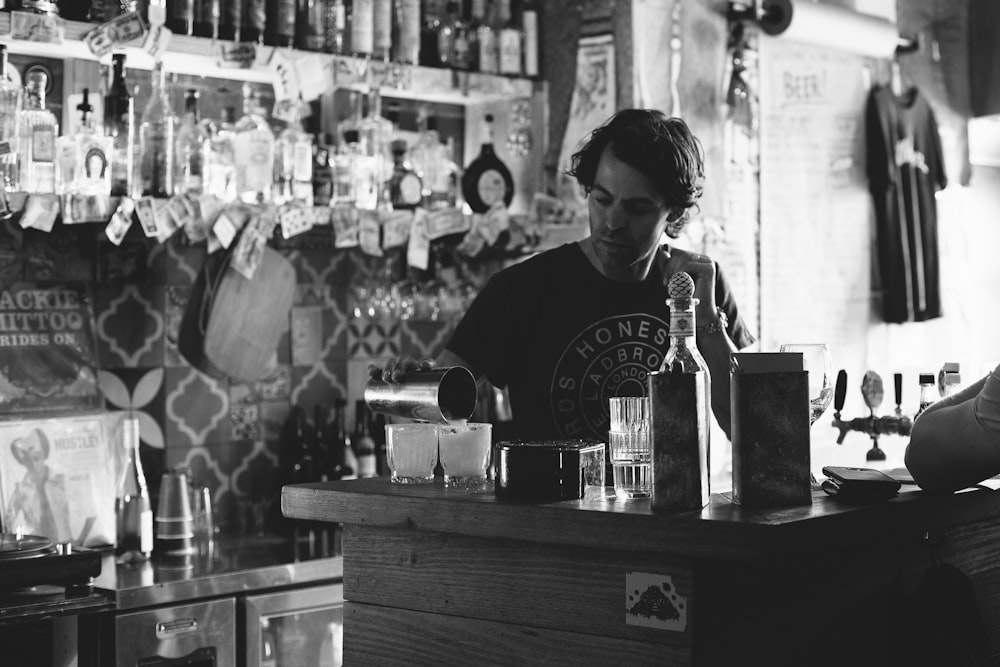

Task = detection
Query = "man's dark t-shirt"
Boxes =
[446,243,755,441]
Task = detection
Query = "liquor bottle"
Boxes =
[915,373,936,419]
[243,0,266,43]
[293,406,317,483]
[419,0,443,67]
[313,142,333,206]
[194,0,221,39]
[435,0,458,68]
[219,0,242,41]
[372,0,391,60]
[17,70,58,194]
[324,0,347,54]
[139,61,175,198]
[166,0,194,35]
[359,87,393,179]
[386,139,423,210]
[115,415,153,564]
[460,112,513,213]
[393,0,420,64]
[206,105,236,200]
[104,52,135,197]
[335,399,358,480]
[471,0,497,73]
[371,410,388,476]
[648,272,710,511]
[274,106,314,206]
[353,399,377,478]
[496,0,521,76]
[312,404,337,480]
[297,0,327,51]
[451,1,472,70]
[174,89,209,196]
[260,618,278,667]
[521,0,539,77]
[56,88,113,196]
[265,0,296,47]
[351,0,374,57]
[0,45,22,193]
[233,84,275,204]
[331,129,360,206]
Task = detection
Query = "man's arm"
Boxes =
[904,398,1000,493]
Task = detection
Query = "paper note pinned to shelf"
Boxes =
[10,11,64,44]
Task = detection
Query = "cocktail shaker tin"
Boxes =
[365,366,477,424]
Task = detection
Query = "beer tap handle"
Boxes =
[833,370,850,444]
[834,369,847,414]
[894,373,903,412]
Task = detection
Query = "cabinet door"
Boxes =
[114,597,236,666]
[243,583,344,667]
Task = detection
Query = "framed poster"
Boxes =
[0,413,121,547]
[0,282,102,415]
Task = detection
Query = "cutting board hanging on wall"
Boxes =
[179,246,295,384]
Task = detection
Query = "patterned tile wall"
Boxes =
[4,220,471,533]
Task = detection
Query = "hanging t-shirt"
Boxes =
[446,243,755,441]
[866,85,947,324]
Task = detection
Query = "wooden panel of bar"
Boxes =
[283,479,1000,664]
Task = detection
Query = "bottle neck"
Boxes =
[25,84,45,111]
[184,97,199,121]
[667,297,698,343]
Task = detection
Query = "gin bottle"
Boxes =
[115,416,153,564]
[648,272,711,511]
[104,53,135,197]
[206,106,237,201]
[174,88,209,196]
[233,84,275,204]
[0,45,22,193]
[18,70,58,194]
[386,139,423,210]
[274,105,314,206]
[139,61,176,198]
[57,89,113,196]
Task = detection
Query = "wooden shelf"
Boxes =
[0,12,543,103]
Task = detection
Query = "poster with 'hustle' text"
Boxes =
[0,282,102,415]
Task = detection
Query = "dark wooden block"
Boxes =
[731,370,811,507]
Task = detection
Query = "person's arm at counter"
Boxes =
[904,365,1000,493]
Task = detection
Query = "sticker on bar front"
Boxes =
[624,572,688,632]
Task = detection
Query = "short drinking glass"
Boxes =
[438,422,493,488]
[385,423,439,484]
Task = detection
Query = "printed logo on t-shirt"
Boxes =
[894,136,928,174]
[550,313,669,440]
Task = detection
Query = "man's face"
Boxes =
[587,146,674,279]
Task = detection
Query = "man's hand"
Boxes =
[368,356,437,383]
[664,252,718,319]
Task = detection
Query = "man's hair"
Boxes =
[566,109,705,214]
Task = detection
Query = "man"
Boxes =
[905,362,1000,492]
[372,109,755,441]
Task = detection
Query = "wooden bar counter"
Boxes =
[282,478,1000,665]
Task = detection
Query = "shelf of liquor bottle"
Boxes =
[0,13,542,103]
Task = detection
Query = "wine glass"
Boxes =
[779,343,834,427]
[780,343,833,488]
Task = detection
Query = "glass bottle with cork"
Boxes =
[0,45,21,194]
[461,112,513,213]
[18,69,58,194]
[139,61,175,198]
[115,414,153,564]
[104,52,134,197]
[648,271,711,511]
